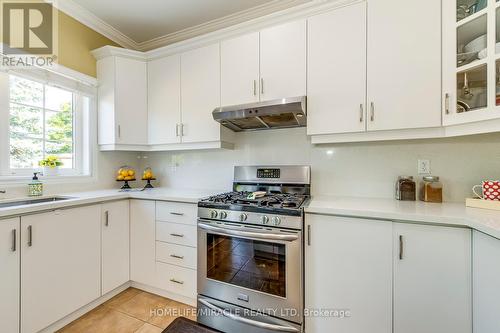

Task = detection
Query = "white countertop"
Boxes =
[306,196,500,239]
[0,187,220,219]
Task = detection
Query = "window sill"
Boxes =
[0,174,96,186]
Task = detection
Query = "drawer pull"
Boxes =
[170,254,184,259]
[170,233,184,238]
[170,278,184,285]
[11,229,16,252]
[170,212,184,216]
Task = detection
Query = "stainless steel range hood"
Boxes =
[212,96,306,132]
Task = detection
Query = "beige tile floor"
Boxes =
[57,288,196,333]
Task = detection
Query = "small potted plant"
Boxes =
[38,156,63,176]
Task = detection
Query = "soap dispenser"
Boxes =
[28,172,43,197]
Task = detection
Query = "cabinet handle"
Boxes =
[105,211,109,227]
[445,93,450,115]
[11,229,16,252]
[370,102,375,122]
[399,235,404,260]
[307,225,311,246]
[253,80,257,96]
[359,104,364,123]
[170,233,184,238]
[175,124,179,137]
[170,212,184,216]
[27,225,32,247]
[180,123,184,137]
[118,125,121,139]
[260,78,264,94]
[170,278,184,285]
[170,254,184,259]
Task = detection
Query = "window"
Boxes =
[0,72,93,178]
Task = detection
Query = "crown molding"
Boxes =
[136,0,311,51]
[47,0,140,50]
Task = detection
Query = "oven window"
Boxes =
[207,234,286,297]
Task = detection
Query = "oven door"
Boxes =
[198,219,303,324]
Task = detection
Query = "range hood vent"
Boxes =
[212,96,306,132]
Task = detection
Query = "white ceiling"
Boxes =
[71,0,309,44]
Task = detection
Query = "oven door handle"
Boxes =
[198,223,299,242]
[198,298,299,332]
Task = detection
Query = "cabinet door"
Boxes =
[148,55,182,144]
[115,57,148,145]
[21,206,101,333]
[307,3,367,135]
[130,200,156,286]
[0,218,20,333]
[102,200,130,295]
[181,43,221,143]
[221,32,260,106]
[393,223,471,333]
[260,20,306,101]
[305,214,392,333]
[366,0,441,131]
[473,231,500,333]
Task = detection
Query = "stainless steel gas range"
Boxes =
[197,165,310,333]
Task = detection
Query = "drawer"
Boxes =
[155,262,197,299]
[156,222,197,247]
[156,201,197,225]
[156,241,197,270]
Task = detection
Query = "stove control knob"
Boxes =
[261,216,269,224]
[210,210,218,219]
[239,213,248,222]
[272,216,281,226]
[220,211,228,219]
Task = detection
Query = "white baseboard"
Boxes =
[131,281,197,307]
[39,282,131,333]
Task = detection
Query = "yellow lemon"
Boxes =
[128,170,135,177]
[121,170,129,177]
[117,175,124,181]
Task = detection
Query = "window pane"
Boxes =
[45,85,72,111]
[45,142,73,169]
[45,110,73,142]
[9,76,43,107]
[10,137,43,169]
[10,103,43,138]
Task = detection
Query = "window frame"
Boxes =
[0,70,95,181]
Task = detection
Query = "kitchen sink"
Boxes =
[0,196,75,209]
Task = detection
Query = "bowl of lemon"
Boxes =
[142,167,156,189]
[116,166,136,189]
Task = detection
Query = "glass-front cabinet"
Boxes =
[443,0,500,125]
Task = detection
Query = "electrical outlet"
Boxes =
[418,159,431,175]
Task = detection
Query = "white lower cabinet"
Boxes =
[305,214,472,333]
[393,223,471,333]
[130,199,156,286]
[0,217,20,333]
[473,231,500,333]
[102,200,130,294]
[305,214,393,333]
[21,206,101,333]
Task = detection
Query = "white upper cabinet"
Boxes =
[0,218,20,333]
[96,55,148,146]
[260,20,307,101]
[367,0,442,131]
[148,54,182,145]
[393,223,471,333]
[101,201,130,295]
[181,43,222,143]
[307,3,367,135]
[442,0,500,126]
[221,32,260,106]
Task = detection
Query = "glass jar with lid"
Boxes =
[420,176,443,203]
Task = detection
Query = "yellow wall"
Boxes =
[58,11,120,77]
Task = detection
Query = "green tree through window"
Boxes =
[9,75,74,170]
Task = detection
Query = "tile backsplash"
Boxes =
[140,128,500,202]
